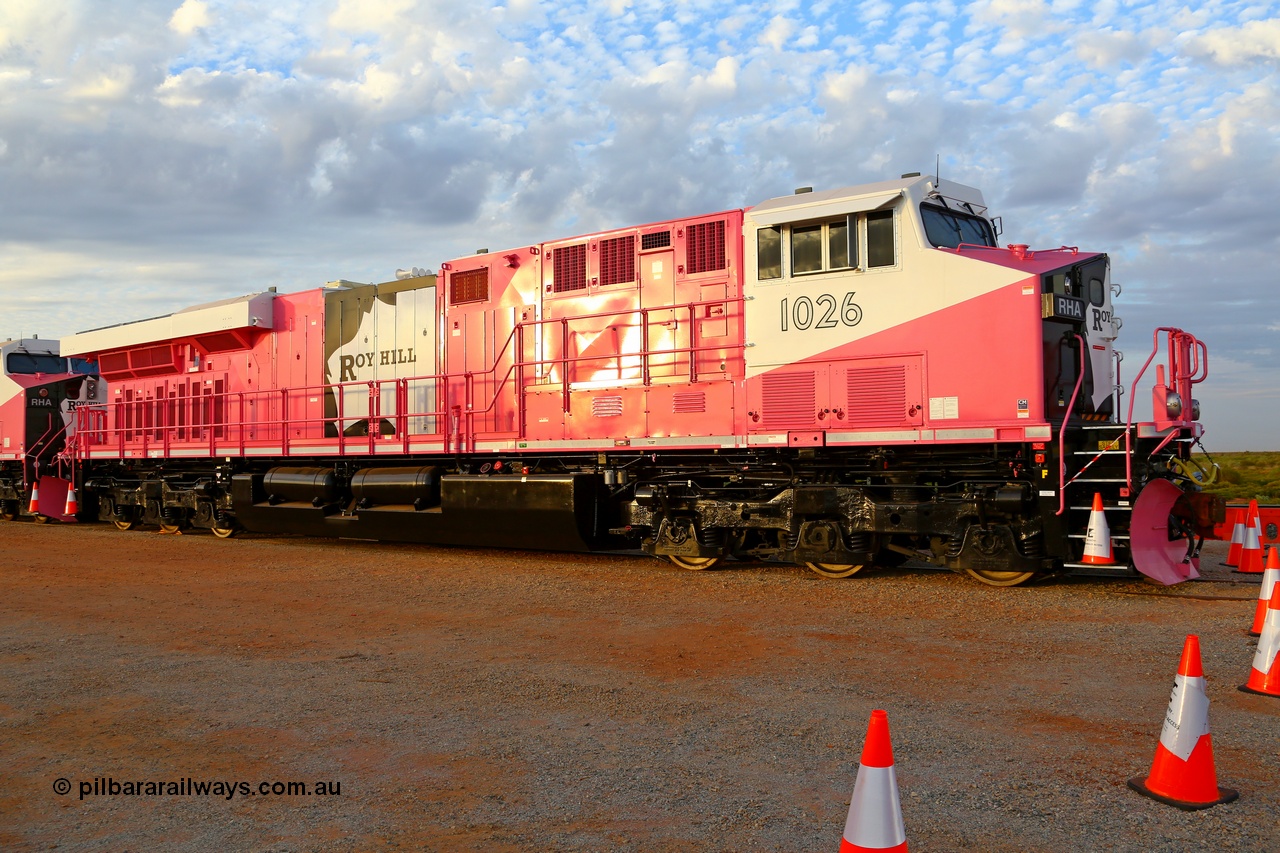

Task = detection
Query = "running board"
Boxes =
[1062,561,1139,578]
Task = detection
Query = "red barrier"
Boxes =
[1211,503,1280,544]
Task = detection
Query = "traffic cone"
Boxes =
[63,484,79,517]
[1081,492,1114,565]
[839,709,907,853]
[1240,582,1280,698]
[1128,635,1238,810]
[1236,501,1264,574]
[1223,508,1245,567]
[1248,547,1280,637]
[27,480,40,514]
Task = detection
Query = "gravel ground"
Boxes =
[1,521,1277,852]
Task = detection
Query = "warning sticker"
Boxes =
[929,397,959,420]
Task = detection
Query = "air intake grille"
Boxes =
[591,395,624,417]
[672,391,706,414]
[687,220,726,274]
[846,366,907,425]
[450,268,489,304]
[553,243,588,293]
[641,231,671,250]
[761,371,816,427]
[599,235,635,286]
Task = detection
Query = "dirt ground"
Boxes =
[2,521,1278,852]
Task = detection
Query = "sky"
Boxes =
[1,0,1277,450]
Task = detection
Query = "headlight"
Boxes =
[1165,391,1183,419]
[1190,399,1201,420]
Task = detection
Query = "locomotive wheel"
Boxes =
[965,568,1036,587]
[32,514,50,524]
[210,525,236,539]
[159,522,183,534]
[113,519,137,531]
[805,562,865,579]
[668,555,722,570]
[1,510,16,522]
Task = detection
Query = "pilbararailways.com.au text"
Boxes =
[53,777,342,801]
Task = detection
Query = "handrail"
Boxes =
[952,243,1080,257]
[1056,334,1087,517]
[70,293,746,461]
[23,413,65,489]
[1124,328,1209,492]
[441,294,745,449]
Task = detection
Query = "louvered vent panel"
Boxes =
[599,235,636,286]
[761,371,816,427]
[553,244,588,293]
[686,220,726,273]
[641,231,671,250]
[672,391,706,414]
[846,366,908,425]
[591,395,624,417]
[99,352,130,375]
[450,268,489,304]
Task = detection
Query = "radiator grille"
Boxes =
[846,366,907,425]
[761,371,816,427]
[553,244,588,293]
[599,235,635,286]
[686,220,726,274]
[450,267,489,304]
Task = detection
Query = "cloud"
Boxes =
[1075,28,1147,68]
[168,0,210,36]
[760,15,796,51]
[1182,19,1280,66]
[1,0,1278,448]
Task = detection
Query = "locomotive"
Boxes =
[0,173,1221,586]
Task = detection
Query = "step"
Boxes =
[1062,562,1136,577]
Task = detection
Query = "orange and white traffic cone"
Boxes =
[1223,508,1245,567]
[1236,501,1264,574]
[1128,634,1238,810]
[839,709,907,852]
[1081,492,1114,565]
[27,480,40,514]
[1249,547,1280,637]
[63,484,79,517]
[1240,582,1280,698]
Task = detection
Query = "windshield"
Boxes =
[921,204,997,249]
[6,353,68,375]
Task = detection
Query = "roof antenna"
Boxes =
[936,154,941,188]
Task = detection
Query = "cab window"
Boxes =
[6,353,67,375]
[920,204,996,249]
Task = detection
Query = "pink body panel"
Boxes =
[80,290,328,458]
[438,209,746,449]
[745,277,1047,442]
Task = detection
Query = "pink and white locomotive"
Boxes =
[0,174,1220,585]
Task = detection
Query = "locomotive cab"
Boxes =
[0,338,104,519]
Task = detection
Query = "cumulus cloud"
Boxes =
[168,0,210,35]
[1183,19,1280,66]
